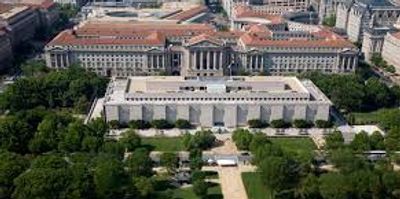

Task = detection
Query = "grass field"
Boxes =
[269,137,317,163]
[350,111,381,125]
[172,183,222,199]
[242,172,271,199]
[141,137,184,151]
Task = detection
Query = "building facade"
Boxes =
[335,0,400,42]
[382,31,400,72]
[0,25,13,70]
[221,0,310,17]
[103,76,332,128]
[44,21,358,77]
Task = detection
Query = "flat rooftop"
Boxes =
[104,76,332,105]
[127,76,307,94]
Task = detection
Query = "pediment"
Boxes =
[188,40,222,48]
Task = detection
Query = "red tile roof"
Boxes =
[74,22,215,37]
[0,3,14,14]
[18,0,55,9]
[187,33,223,46]
[239,32,355,48]
[47,21,355,49]
[391,31,400,40]
[48,30,166,46]
[167,5,208,22]
[233,5,285,24]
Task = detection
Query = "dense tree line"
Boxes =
[0,66,108,113]
[300,72,400,112]
[248,131,400,199]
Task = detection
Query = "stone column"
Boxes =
[255,55,259,69]
[149,55,152,69]
[219,52,223,70]
[207,51,210,70]
[65,53,70,67]
[213,51,217,70]
[200,52,204,70]
[59,54,64,68]
[260,55,264,71]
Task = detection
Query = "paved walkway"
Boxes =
[210,138,249,199]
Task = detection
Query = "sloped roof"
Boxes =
[187,33,223,46]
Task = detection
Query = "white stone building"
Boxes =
[44,21,358,77]
[335,0,400,42]
[103,76,332,128]
[382,31,400,72]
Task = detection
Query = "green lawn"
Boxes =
[141,137,184,151]
[242,172,271,199]
[350,111,381,125]
[269,137,317,163]
[172,183,222,199]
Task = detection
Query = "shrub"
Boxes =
[315,120,334,128]
[151,119,174,129]
[232,128,253,150]
[248,119,268,128]
[293,119,313,129]
[128,120,151,130]
[270,119,291,128]
[175,119,192,129]
[108,120,120,129]
[183,130,216,150]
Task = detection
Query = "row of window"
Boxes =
[125,97,309,102]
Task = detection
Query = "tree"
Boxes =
[0,116,32,154]
[132,176,154,198]
[192,179,208,198]
[93,156,126,199]
[270,119,290,128]
[322,14,336,27]
[160,152,178,174]
[351,131,370,152]
[128,120,151,130]
[385,127,400,151]
[28,113,73,154]
[377,109,400,130]
[175,119,192,129]
[31,154,68,169]
[108,120,120,129]
[259,156,301,197]
[151,119,174,129]
[191,170,206,182]
[315,120,333,128]
[319,173,350,199]
[293,119,313,129]
[65,163,96,199]
[189,148,203,171]
[183,130,216,150]
[232,128,253,150]
[382,171,400,198]
[297,174,321,199]
[249,132,271,153]
[329,148,370,173]
[125,148,153,177]
[58,121,86,152]
[119,130,141,152]
[363,77,395,110]
[324,131,344,150]
[0,151,29,199]
[101,140,125,158]
[12,168,71,199]
[248,119,268,128]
